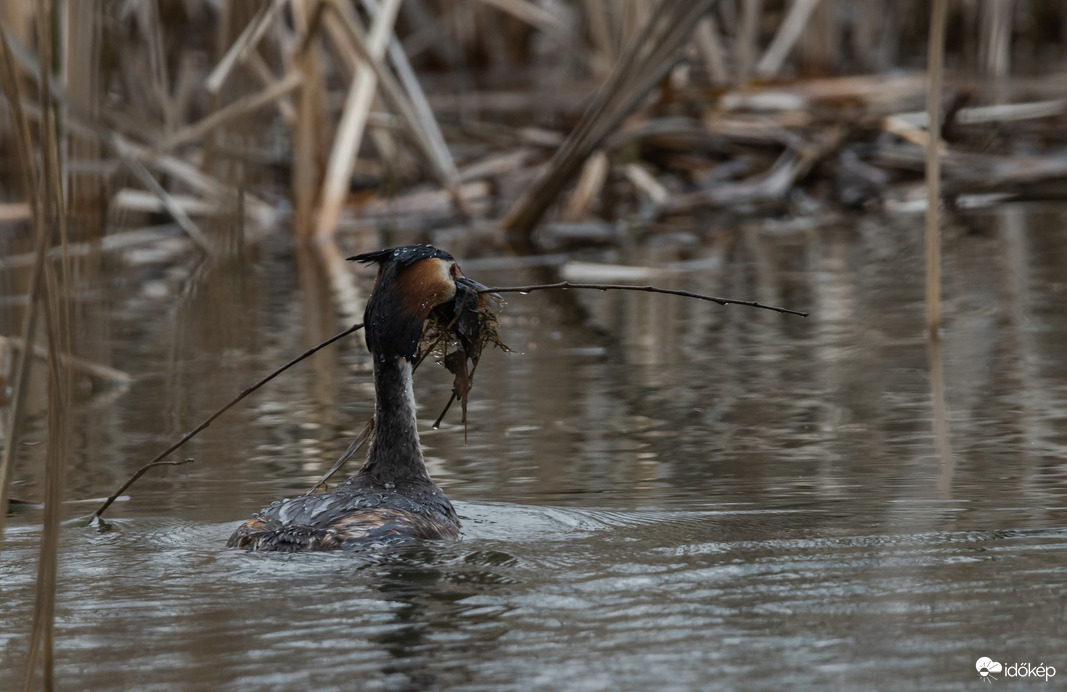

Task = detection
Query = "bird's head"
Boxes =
[349,245,484,362]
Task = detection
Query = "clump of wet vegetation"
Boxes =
[3,0,1067,685]
[420,277,509,433]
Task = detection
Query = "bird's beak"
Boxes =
[454,274,491,296]
[455,274,503,306]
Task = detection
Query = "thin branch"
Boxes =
[88,459,195,525]
[477,282,809,317]
[89,322,364,521]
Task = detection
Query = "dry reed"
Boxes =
[501,0,720,241]
[15,2,74,688]
[925,0,948,336]
[0,0,44,548]
[2,0,1060,256]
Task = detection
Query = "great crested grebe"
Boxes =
[228,245,484,551]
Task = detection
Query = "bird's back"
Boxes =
[226,475,459,551]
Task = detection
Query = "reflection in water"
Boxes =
[928,336,955,500]
[366,546,511,691]
[2,208,1067,690]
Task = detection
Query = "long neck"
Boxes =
[359,356,431,484]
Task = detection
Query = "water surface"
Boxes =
[2,208,1066,690]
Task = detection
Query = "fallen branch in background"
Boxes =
[2,336,132,386]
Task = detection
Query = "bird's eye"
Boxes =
[449,264,459,277]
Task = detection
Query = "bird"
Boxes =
[227,244,484,551]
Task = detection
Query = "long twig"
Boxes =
[477,282,809,317]
[89,322,364,521]
[88,458,195,524]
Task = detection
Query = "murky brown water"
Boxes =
[2,207,1066,690]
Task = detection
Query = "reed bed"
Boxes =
[2,2,1064,251]
[2,0,1067,686]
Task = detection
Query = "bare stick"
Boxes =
[89,322,364,520]
[88,459,194,524]
[477,282,809,317]
[432,393,457,429]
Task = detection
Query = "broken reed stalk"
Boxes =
[204,0,287,94]
[0,6,63,686]
[755,0,821,77]
[928,337,954,499]
[477,282,809,317]
[314,0,401,240]
[324,0,464,208]
[925,0,948,335]
[89,322,364,521]
[4,338,131,384]
[500,0,719,241]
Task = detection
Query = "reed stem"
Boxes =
[924,0,948,336]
